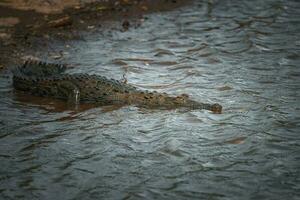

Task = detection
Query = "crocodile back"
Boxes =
[12,60,66,78]
[12,61,140,105]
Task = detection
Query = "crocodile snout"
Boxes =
[211,103,222,114]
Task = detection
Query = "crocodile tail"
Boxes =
[12,60,67,78]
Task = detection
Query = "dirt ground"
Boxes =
[0,0,190,70]
[0,0,93,14]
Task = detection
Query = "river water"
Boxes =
[1,0,300,199]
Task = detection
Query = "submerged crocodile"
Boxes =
[12,60,222,113]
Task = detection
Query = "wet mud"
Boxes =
[0,0,189,67]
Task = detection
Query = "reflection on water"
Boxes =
[1,0,300,199]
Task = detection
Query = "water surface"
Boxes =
[1,0,300,199]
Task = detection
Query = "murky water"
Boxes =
[1,0,300,199]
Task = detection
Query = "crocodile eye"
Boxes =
[181,93,189,98]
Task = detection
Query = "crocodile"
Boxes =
[12,60,222,113]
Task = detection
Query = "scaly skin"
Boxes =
[12,60,222,113]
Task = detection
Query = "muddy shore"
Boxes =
[0,0,190,70]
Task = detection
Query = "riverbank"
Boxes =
[0,0,190,70]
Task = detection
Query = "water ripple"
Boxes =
[1,0,300,199]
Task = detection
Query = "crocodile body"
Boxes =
[12,60,222,113]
